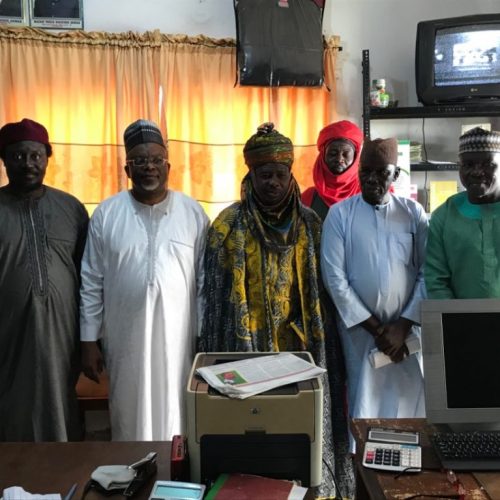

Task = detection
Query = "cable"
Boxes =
[421,117,429,212]
[322,456,344,500]
[394,466,422,479]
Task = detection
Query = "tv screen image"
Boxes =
[435,26,500,87]
[416,14,500,104]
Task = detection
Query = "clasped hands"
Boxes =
[363,316,413,364]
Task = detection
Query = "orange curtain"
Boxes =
[0,27,340,218]
[159,36,340,218]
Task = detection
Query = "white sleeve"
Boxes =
[320,205,372,328]
[401,203,429,324]
[79,208,105,341]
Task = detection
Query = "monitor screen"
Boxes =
[434,25,500,87]
[416,14,500,104]
[422,299,500,430]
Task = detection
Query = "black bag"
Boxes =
[234,0,326,87]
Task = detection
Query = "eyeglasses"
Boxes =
[126,156,167,168]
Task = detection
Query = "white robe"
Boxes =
[320,194,427,448]
[80,190,209,441]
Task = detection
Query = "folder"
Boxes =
[429,181,457,213]
[204,473,307,500]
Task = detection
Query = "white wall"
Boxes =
[84,0,499,116]
[83,0,500,166]
[83,0,235,38]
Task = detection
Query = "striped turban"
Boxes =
[243,122,294,169]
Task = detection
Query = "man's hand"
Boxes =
[375,318,413,363]
[81,341,104,383]
[361,315,383,338]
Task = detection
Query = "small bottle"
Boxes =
[373,78,390,108]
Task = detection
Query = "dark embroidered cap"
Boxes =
[0,118,51,153]
[360,137,398,167]
[123,119,165,153]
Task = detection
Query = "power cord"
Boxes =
[421,117,429,213]
[322,456,344,500]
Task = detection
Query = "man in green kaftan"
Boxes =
[0,119,88,441]
[425,127,500,299]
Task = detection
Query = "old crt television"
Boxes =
[416,14,500,105]
[421,299,500,431]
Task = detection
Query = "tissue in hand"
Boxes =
[368,332,421,369]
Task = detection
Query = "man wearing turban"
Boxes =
[0,118,88,441]
[426,127,500,298]
[321,138,428,452]
[200,123,354,498]
[302,120,364,220]
[80,119,209,441]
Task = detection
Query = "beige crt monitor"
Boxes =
[186,352,323,487]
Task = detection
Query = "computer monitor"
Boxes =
[421,299,500,431]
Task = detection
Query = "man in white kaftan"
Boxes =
[80,120,209,441]
[320,138,427,450]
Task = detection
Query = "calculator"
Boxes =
[362,441,422,472]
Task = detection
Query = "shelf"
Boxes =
[369,103,500,120]
[410,162,458,172]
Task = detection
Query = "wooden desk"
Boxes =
[0,441,170,499]
[351,418,494,500]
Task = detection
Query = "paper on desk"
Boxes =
[196,353,325,399]
[2,487,61,500]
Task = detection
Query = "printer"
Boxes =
[186,352,323,487]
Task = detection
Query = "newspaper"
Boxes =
[196,353,326,399]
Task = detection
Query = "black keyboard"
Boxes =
[432,431,500,470]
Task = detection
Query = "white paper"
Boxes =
[369,332,421,369]
[287,484,308,499]
[196,353,325,399]
[2,487,61,500]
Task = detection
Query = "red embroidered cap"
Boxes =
[0,118,51,152]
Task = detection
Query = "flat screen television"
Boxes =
[421,299,500,431]
[416,14,500,105]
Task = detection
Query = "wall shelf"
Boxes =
[361,49,500,136]
[370,104,500,120]
[410,162,458,172]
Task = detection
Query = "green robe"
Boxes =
[425,191,500,299]
[0,186,88,441]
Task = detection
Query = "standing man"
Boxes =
[0,118,88,441]
[302,120,364,220]
[321,138,427,450]
[426,127,500,299]
[200,122,354,498]
[80,120,209,441]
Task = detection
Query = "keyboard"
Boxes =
[432,431,500,470]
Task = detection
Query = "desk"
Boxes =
[0,441,170,499]
[351,418,496,500]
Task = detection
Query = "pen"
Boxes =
[63,483,78,500]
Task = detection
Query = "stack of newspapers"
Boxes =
[196,353,326,399]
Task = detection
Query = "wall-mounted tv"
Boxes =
[416,14,500,105]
